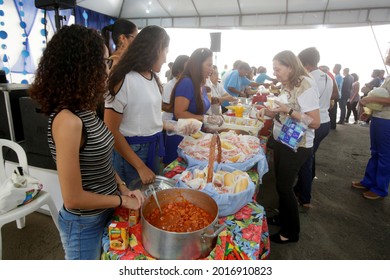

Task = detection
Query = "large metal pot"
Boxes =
[141,188,226,259]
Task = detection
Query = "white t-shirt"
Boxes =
[310,69,332,124]
[210,80,227,98]
[273,76,320,148]
[105,71,163,137]
[162,77,177,121]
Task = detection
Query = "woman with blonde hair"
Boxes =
[257,50,320,244]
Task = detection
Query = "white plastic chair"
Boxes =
[0,139,59,259]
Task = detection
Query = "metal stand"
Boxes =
[54,6,63,32]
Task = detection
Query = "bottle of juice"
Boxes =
[235,105,244,117]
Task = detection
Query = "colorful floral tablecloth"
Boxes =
[101,156,270,260]
[101,201,270,260]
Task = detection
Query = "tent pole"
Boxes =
[369,21,388,74]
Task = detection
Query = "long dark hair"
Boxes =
[101,19,137,55]
[29,25,107,115]
[107,25,170,98]
[170,48,213,114]
[171,55,190,78]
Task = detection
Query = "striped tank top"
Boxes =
[48,110,117,216]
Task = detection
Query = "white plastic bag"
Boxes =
[0,166,42,214]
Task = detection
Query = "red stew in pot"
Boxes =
[146,201,214,233]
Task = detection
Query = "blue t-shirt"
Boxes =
[255,73,272,84]
[173,77,210,120]
[223,70,252,107]
[335,74,343,98]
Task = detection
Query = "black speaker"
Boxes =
[34,0,75,10]
[210,32,221,52]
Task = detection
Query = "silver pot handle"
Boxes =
[202,223,227,239]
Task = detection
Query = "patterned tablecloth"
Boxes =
[101,201,269,260]
[101,157,270,260]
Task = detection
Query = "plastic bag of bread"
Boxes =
[176,166,256,217]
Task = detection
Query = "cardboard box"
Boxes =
[129,209,140,227]
[108,222,129,251]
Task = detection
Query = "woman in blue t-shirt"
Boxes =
[163,48,222,164]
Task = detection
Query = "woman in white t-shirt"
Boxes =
[162,54,189,121]
[257,50,320,244]
[105,25,170,187]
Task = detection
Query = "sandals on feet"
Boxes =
[351,181,367,190]
[363,191,383,200]
[270,233,299,244]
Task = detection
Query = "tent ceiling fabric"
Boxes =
[76,0,390,29]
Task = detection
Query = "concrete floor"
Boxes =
[1,122,389,260]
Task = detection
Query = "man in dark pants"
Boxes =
[330,64,343,129]
[338,68,353,124]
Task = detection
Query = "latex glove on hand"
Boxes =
[163,119,202,136]
[203,114,224,127]
[256,107,267,122]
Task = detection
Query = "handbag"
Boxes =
[0,166,42,214]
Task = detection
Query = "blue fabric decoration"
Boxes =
[75,6,116,31]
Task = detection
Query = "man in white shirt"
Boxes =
[207,65,237,114]
[295,47,333,208]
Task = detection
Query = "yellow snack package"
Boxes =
[128,209,140,227]
[108,222,129,251]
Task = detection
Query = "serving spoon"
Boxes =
[149,185,163,216]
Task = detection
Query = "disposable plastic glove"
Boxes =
[203,114,224,127]
[164,119,202,136]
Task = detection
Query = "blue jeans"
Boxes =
[58,207,114,260]
[361,117,390,197]
[294,122,330,204]
[112,143,160,189]
[339,99,348,123]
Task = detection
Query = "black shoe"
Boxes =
[337,121,344,124]
[270,233,299,244]
[267,216,281,226]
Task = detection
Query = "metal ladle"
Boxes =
[149,185,163,216]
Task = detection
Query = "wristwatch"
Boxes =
[288,108,294,116]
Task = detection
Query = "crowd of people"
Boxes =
[27,19,389,259]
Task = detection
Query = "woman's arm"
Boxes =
[349,83,359,102]
[174,96,204,121]
[104,109,155,184]
[271,101,320,129]
[360,96,390,106]
[53,110,141,210]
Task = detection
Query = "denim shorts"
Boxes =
[112,143,160,189]
[58,207,114,260]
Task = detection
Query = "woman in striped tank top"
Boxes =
[29,25,144,260]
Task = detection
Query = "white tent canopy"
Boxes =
[75,0,390,29]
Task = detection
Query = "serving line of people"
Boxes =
[25,16,390,259]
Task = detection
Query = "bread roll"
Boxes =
[191,131,203,139]
[232,170,245,177]
[221,140,235,150]
[235,177,248,193]
[224,173,235,187]
[228,154,241,163]
[194,168,205,179]
[213,173,224,188]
